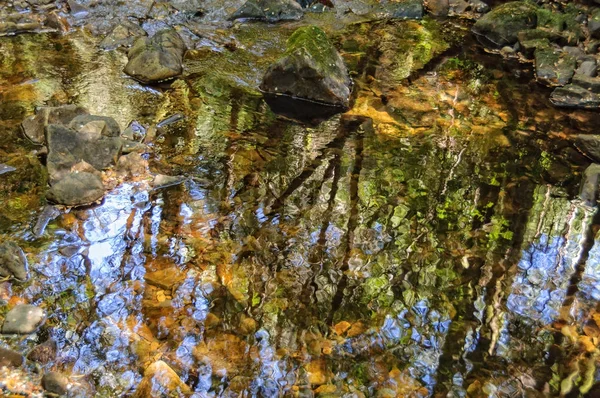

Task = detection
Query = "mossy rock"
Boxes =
[260,26,352,119]
[472,1,539,48]
[534,47,576,87]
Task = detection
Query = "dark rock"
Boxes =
[590,9,600,40]
[519,37,550,58]
[1,304,45,334]
[0,347,24,367]
[551,85,600,109]
[32,205,61,238]
[449,0,488,15]
[46,124,122,182]
[260,26,352,121]
[472,2,538,48]
[99,21,146,50]
[562,46,586,61]
[42,371,70,396]
[572,74,600,93]
[579,163,600,205]
[576,60,597,77]
[46,172,105,206]
[68,114,121,137]
[21,105,88,145]
[124,29,186,84]
[27,339,57,364]
[229,0,303,22]
[575,135,600,162]
[534,47,576,86]
[0,241,28,281]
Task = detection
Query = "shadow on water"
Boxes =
[2,17,600,397]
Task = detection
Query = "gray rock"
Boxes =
[550,85,600,109]
[575,60,597,77]
[534,47,576,86]
[42,371,70,396]
[260,26,352,120]
[0,346,24,367]
[572,74,600,93]
[229,0,303,22]
[472,2,538,48]
[99,21,146,50]
[21,105,88,145]
[579,163,600,205]
[46,124,122,183]
[124,29,186,84]
[2,304,45,334]
[46,172,105,206]
[68,114,121,137]
[589,9,600,40]
[0,241,28,281]
[380,0,423,20]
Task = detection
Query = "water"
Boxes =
[1,14,600,397]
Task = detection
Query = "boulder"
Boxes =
[1,304,45,334]
[124,29,186,84]
[260,26,352,121]
[0,241,28,281]
[45,124,122,183]
[472,2,538,48]
[228,0,303,22]
[46,172,105,206]
[534,47,576,86]
[21,105,88,145]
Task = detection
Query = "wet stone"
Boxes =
[534,47,576,87]
[124,29,186,84]
[42,371,70,396]
[27,339,57,364]
[471,1,538,48]
[576,60,597,77]
[99,21,147,50]
[0,241,29,281]
[68,114,121,137]
[46,171,104,206]
[260,26,352,121]
[378,0,424,20]
[0,346,24,368]
[571,74,600,94]
[575,135,600,163]
[550,84,600,109]
[132,360,191,398]
[229,0,304,23]
[21,105,88,145]
[2,304,45,334]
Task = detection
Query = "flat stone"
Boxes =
[42,371,70,396]
[0,347,24,367]
[124,29,186,84]
[379,0,424,20]
[2,304,45,334]
[46,172,105,206]
[534,47,576,86]
[550,85,600,109]
[21,105,88,145]
[229,0,303,22]
[68,114,121,137]
[46,124,122,182]
[0,241,28,281]
[572,74,600,93]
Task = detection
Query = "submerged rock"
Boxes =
[99,21,146,50]
[42,371,70,396]
[1,304,45,334]
[229,0,303,22]
[579,163,600,205]
[132,360,191,398]
[472,2,538,48]
[0,241,29,281]
[379,0,424,20]
[0,347,24,368]
[124,29,186,84]
[21,105,88,145]
[46,123,122,183]
[534,47,576,86]
[46,171,105,206]
[260,26,352,121]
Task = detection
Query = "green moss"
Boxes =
[285,26,340,75]
[536,8,564,32]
